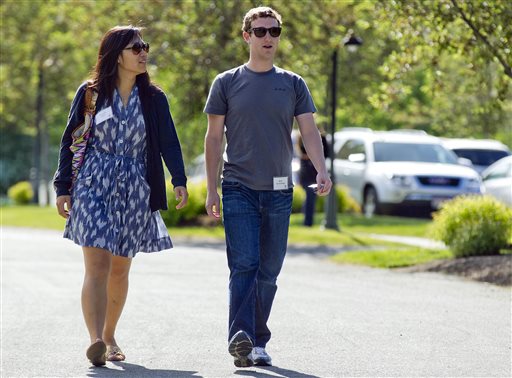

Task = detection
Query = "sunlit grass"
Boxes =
[289,213,432,237]
[331,247,454,268]
[1,205,66,230]
[1,205,409,247]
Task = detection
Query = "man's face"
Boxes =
[243,17,280,60]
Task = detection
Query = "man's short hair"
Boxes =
[241,6,282,32]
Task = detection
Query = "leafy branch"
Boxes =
[450,0,512,78]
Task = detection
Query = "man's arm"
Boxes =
[296,112,332,196]
[204,114,225,218]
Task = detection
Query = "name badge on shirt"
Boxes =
[273,177,288,190]
[95,106,113,125]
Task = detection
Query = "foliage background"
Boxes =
[1,0,511,199]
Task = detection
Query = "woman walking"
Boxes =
[53,25,188,366]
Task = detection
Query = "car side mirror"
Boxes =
[458,157,473,167]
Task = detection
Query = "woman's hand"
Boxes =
[174,186,188,209]
[56,195,72,219]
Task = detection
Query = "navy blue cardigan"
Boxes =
[53,82,187,212]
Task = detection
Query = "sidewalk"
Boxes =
[361,233,446,249]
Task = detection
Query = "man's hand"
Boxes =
[205,190,221,219]
[315,171,332,197]
[174,186,189,209]
[56,195,72,219]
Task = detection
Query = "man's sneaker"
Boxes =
[251,347,272,366]
[228,330,254,368]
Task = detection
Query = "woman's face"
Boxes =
[117,35,149,76]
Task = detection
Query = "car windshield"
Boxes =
[373,142,458,164]
[452,149,509,167]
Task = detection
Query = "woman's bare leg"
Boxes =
[102,255,132,350]
[82,247,112,344]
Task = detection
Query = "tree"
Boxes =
[372,0,511,143]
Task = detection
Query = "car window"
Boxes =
[337,139,365,160]
[483,161,512,181]
[336,139,365,160]
[452,149,509,166]
[373,142,458,164]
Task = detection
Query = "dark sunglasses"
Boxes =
[248,27,282,38]
[124,41,150,55]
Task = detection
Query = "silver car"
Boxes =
[481,155,512,206]
[332,129,483,217]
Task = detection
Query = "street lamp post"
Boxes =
[323,30,362,231]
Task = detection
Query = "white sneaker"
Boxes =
[251,347,272,366]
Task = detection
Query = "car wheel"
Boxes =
[363,187,380,218]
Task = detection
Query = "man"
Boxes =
[204,6,331,368]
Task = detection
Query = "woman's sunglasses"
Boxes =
[124,41,150,55]
[248,27,282,38]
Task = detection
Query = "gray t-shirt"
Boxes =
[204,64,316,190]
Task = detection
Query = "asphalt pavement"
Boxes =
[1,227,510,377]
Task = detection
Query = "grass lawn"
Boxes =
[331,247,453,268]
[2,205,448,268]
[1,205,405,248]
[289,213,432,237]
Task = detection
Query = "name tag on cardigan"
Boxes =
[95,106,113,125]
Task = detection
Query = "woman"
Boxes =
[297,132,329,226]
[53,25,188,366]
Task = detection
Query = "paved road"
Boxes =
[1,227,510,378]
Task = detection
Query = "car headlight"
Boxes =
[389,174,414,187]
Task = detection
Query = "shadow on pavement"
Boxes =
[235,366,320,378]
[87,362,202,377]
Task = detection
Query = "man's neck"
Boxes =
[246,58,274,73]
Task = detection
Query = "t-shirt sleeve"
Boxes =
[294,77,317,116]
[204,75,227,115]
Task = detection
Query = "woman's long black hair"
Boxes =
[90,25,151,104]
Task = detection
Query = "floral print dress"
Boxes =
[64,86,172,258]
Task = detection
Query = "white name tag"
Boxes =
[273,177,289,190]
[95,106,113,125]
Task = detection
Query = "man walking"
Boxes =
[204,6,331,368]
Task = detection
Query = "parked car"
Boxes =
[481,155,512,206]
[442,138,510,175]
[331,128,483,217]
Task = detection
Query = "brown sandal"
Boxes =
[106,345,126,361]
[86,340,106,366]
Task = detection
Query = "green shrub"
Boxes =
[292,186,306,213]
[315,184,361,214]
[7,181,33,205]
[161,181,361,226]
[161,181,208,227]
[430,195,512,257]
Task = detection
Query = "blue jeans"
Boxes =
[222,180,293,348]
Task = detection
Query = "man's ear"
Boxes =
[242,31,251,44]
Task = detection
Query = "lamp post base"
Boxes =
[323,187,339,231]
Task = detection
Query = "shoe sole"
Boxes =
[86,341,106,366]
[228,331,253,368]
[234,356,254,367]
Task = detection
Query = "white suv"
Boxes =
[441,138,510,175]
[332,128,483,217]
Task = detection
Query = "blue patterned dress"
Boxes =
[64,86,172,258]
